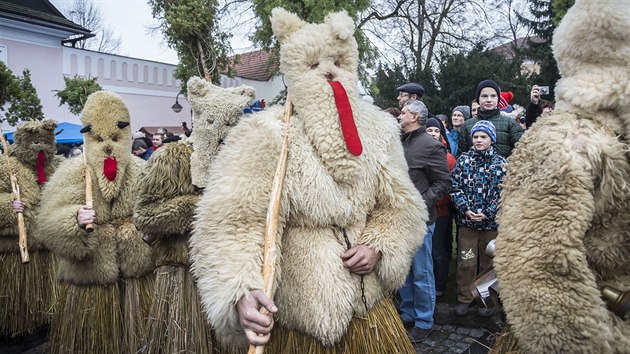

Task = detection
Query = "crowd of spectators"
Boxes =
[391,79,551,342]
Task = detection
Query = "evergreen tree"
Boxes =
[4,69,44,126]
[433,44,533,115]
[148,0,233,87]
[372,63,407,109]
[55,75,103,115]
[517,0,574,98]
[0,61,19,116]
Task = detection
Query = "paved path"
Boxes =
[412,302,504,353]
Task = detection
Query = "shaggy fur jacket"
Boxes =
[38,156,153,285]
[134,143,200,266]
[494,1,630,352]
[190,101,427,349]
[0,155,62,253]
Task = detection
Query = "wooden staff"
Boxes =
[247,99,293,354]
[0,133,29,264]
[81,142,94,233]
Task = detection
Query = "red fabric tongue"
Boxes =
[37,151,46,184]
[327,81,363,156]
[103,157,117,181]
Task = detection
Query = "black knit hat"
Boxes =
[426,117,442,130]
[475,80,501,103]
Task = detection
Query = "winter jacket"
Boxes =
[450,146,507,231]
[401,127,452,224]
[446,129,459,156]
[458,109,523,158]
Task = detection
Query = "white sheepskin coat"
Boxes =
[189,8,427,350]
[494,0,630,353]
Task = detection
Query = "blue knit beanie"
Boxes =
[471,120,497,143]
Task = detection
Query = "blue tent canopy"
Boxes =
[54,122,84,144]
[4,122,84,145]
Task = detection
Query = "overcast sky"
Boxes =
[49,0,254,65]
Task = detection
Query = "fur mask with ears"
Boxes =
[79,91,132,184]
[12,120,58,183]
[271,8,363,156]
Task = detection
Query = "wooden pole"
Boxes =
[81,142,94,233]
[247,99,293,354]
[0,133,29,264]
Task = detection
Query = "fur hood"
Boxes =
[11,120,58,170]
[552,0,630,134]
[80,91,133,201]
[187,77,255,188]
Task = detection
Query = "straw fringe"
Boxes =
[122,274,155,353]
[262,298,414,354]
[0,250,57,338]
[489,325,523,354]
[144,265,213,354]
[49,282,123,354]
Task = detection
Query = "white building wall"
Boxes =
[1,16,283,133]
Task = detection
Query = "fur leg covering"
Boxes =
[0,250,57,338]
[264,298,414,353]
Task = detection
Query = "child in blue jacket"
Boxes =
[450,120,507,317]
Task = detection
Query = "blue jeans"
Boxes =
[399,223,436,329]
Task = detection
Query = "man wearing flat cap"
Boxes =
[397,82,425,107]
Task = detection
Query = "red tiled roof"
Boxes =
[492,36,545,60]
[229,49,279,82]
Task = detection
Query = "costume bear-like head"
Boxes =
[12,120,57,169]
[272,8,359,106]
[271,8,365,182]
[79,91,131,190]
[552,0,630,125]
[187,76,255,188]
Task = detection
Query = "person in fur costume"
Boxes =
[494,0,630,353]
[189,8,427,353]
[187,77,256,187]
[37,91,154,353]
[134,76,255,353]
[0,120,63,338]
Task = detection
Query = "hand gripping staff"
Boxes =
[247,99,293,354]
[81,140,95,233]
[0,133,29,263]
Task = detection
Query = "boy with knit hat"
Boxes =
[450,120,507,317]
[457,79,523,158]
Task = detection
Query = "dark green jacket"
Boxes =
[458,109,523,158]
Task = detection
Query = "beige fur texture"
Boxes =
[134,142,200,265]
[0,120,63,251]
[38,92,153,284]
[0,120,63,337]
[190,8,427,350]
[186,76,255,188]
[494,1,630,353]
